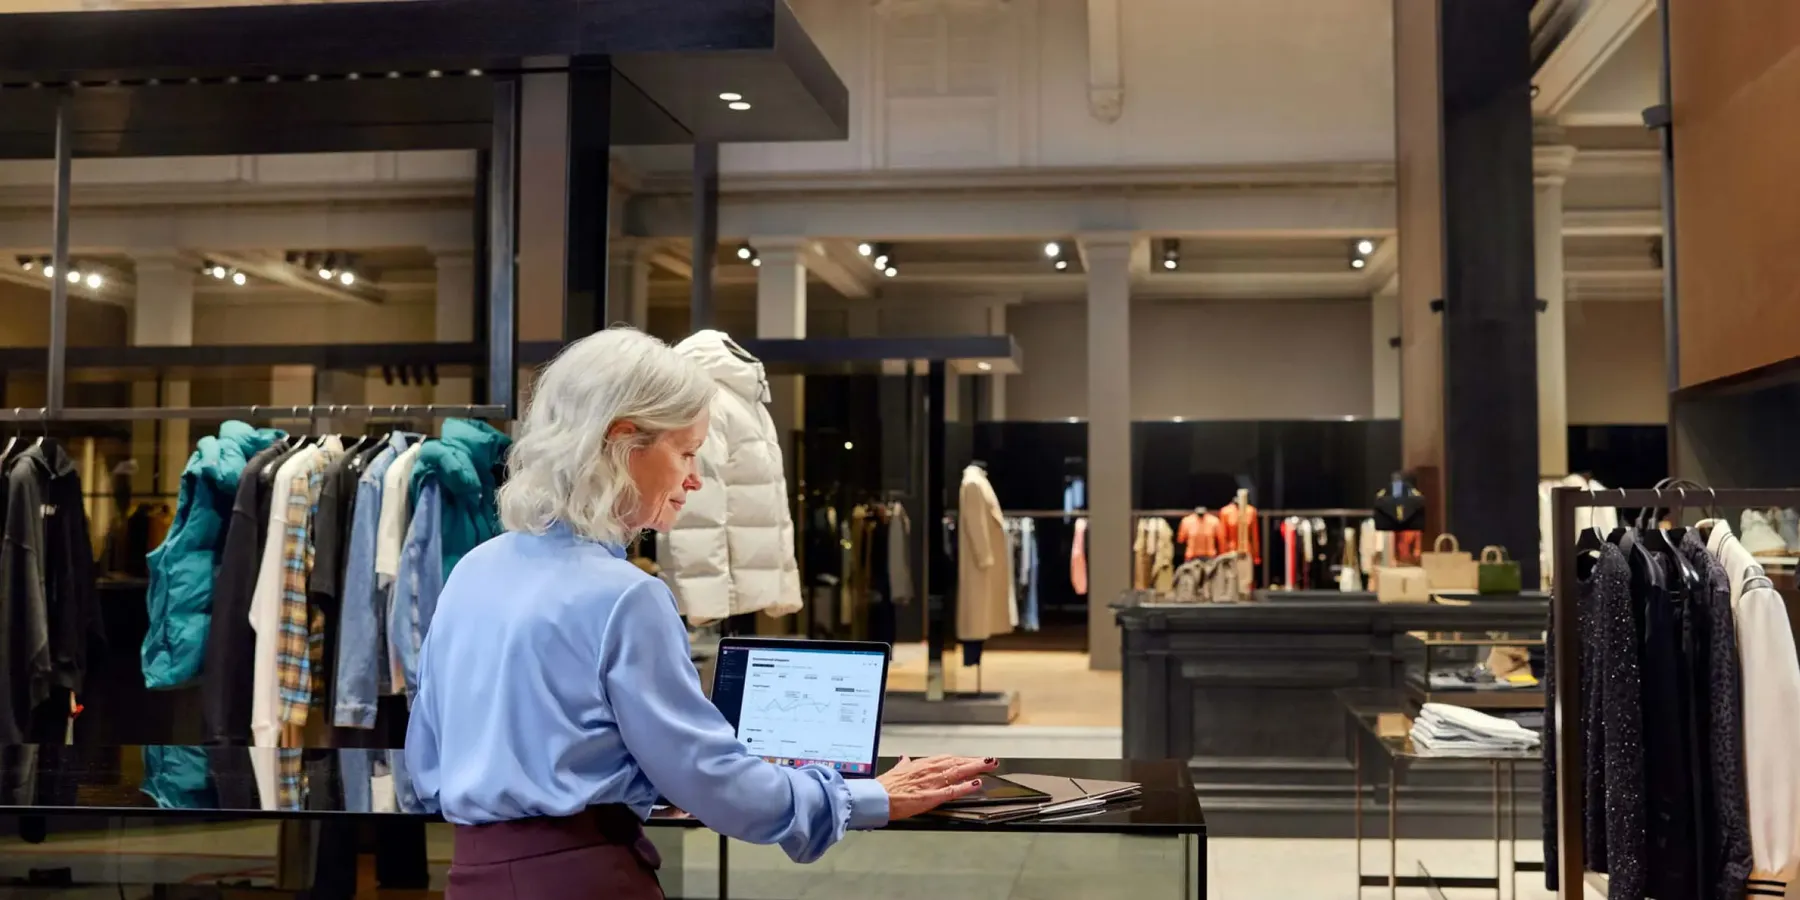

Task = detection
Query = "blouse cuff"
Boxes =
[1748,870,1789,897]
[843,778,891,830]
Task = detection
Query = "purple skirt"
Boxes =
[447,805,663,900]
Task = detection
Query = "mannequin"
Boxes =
[1177,505,1222,561]
[1217,489,1260,593]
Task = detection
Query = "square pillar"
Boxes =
[1081,235,1133,671]
[985,304,1008,421]
[608,239,652,331]
[433,249,476,410]
[129,255,194,499]
[754,238,808,472]
[1394,0,1540,586]
[1535,148,1576,476]
[1372,279,1401,420]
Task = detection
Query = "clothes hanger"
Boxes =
[1575,481,1609,562]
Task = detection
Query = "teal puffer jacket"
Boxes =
[141,421,283,689]
[409,417,511,577]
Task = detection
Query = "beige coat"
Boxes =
[957,465,1016,642]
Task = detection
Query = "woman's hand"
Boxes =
[877,755,1000,821]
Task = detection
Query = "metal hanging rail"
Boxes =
[1548,485,1800,899]
[0,404,507,423]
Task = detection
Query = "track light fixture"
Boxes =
[1046,240,1073,273]
[1349,238,1375,270]
[1044,241,1062,258]
[868,242,894,276]
[1160,239,1181,271]
[1355,238,1375,256]
[857,242,873,257]
[735,243,761,267]
[16,255,33,272]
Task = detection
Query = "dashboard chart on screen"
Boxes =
[710,640,889,776]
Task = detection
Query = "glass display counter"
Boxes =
[0,747,1204,900]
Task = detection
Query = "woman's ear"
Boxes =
[606,420,640,442]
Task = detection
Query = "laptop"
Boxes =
[709,637,891,777]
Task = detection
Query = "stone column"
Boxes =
[1535,147,1576,476]
[1081,235,1133,671]
[607,239,652,331]
[1372,278,1401,420]
[754,238,808,470]
[985,304,1008,421]
[129,256,194,498]
[434,249,476,414]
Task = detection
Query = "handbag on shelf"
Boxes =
[1419,534,1478,591]
[1477,546,1522,594]
[1375,565,1430,603]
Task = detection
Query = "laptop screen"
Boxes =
[710,641,888,776]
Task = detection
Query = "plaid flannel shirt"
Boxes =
[276,451,335,733]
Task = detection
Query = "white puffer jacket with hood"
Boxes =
[666,330,804,624]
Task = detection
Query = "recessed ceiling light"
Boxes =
[1173,416,1185,423]
[1162,259,1177,270]
[719,92,743,102]
[976,361,993,372]
[1066,416,1080,424]
[727,101,752,111]
[1351,258,1366,269]
[857,243,873,257]
[1356,238,1376,256]
[843,441,854,450]
[232,271,248,286]
[339,271,356,286]
[884,266,897,277]
[1044,241,1061,258]
[736,246,753,260]
[752,258,762,267]
[85,272,102,289]
[1054,259,1068,271]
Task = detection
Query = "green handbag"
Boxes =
[1478,546,1522,594]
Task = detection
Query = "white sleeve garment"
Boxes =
[375,443,423,581]
[666,402,734,624]
[1716,531,1800,888]
[249,446,313,751]
[887,505,914,603]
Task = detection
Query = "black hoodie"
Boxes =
[0,440,100,743]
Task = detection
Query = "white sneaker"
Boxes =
[1740,508,1788,557]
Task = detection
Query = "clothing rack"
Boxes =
[0,404,508,423]
[1547,485,1800,899]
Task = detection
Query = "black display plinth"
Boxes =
[1116,595,1545,839]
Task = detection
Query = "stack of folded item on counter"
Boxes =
[1408,702,1540,756]
[926,774,1142,823]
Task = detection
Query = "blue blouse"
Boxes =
[404,523,890,863]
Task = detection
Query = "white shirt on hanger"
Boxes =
[375,442,424,581]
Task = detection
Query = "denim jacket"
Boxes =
[391,480,443,701]
[331,433,413,729]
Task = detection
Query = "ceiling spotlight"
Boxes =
[736,244,753,260]
[719,92,743,102]
[843,441,854,450]
[751,258,762,268]
[85,272,102,289]
[66,269,81,283]
[318,266,334,280]
[873,254,889,269]
[1160,239,1181,272]
[1351,258,1367,269]
[976,361,993,372]
[727,101,752,111]
[339,271,356,286]
[1044,241,1061,258]
[469,69,485,77]
[884,266,897,278]
[1162,259,1177,270]
[41,265,53,278]
[233,271,248,286]
[857,242,872,257]
[211,264,229,279]
[1355,238,1375,256]
[1054,259,1069,271]
[16,256,32,271]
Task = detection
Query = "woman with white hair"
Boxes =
[405,327,994,899]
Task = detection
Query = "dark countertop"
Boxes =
[0,747,1203,838]
[1115,593,1547,631]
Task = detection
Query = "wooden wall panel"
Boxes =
[1671,0,1800,387]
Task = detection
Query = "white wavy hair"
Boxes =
[497,327,716,545]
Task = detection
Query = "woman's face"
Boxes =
[618,410,710,534]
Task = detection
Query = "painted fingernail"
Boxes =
[984,757,997,764]
[971,779,983,787]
